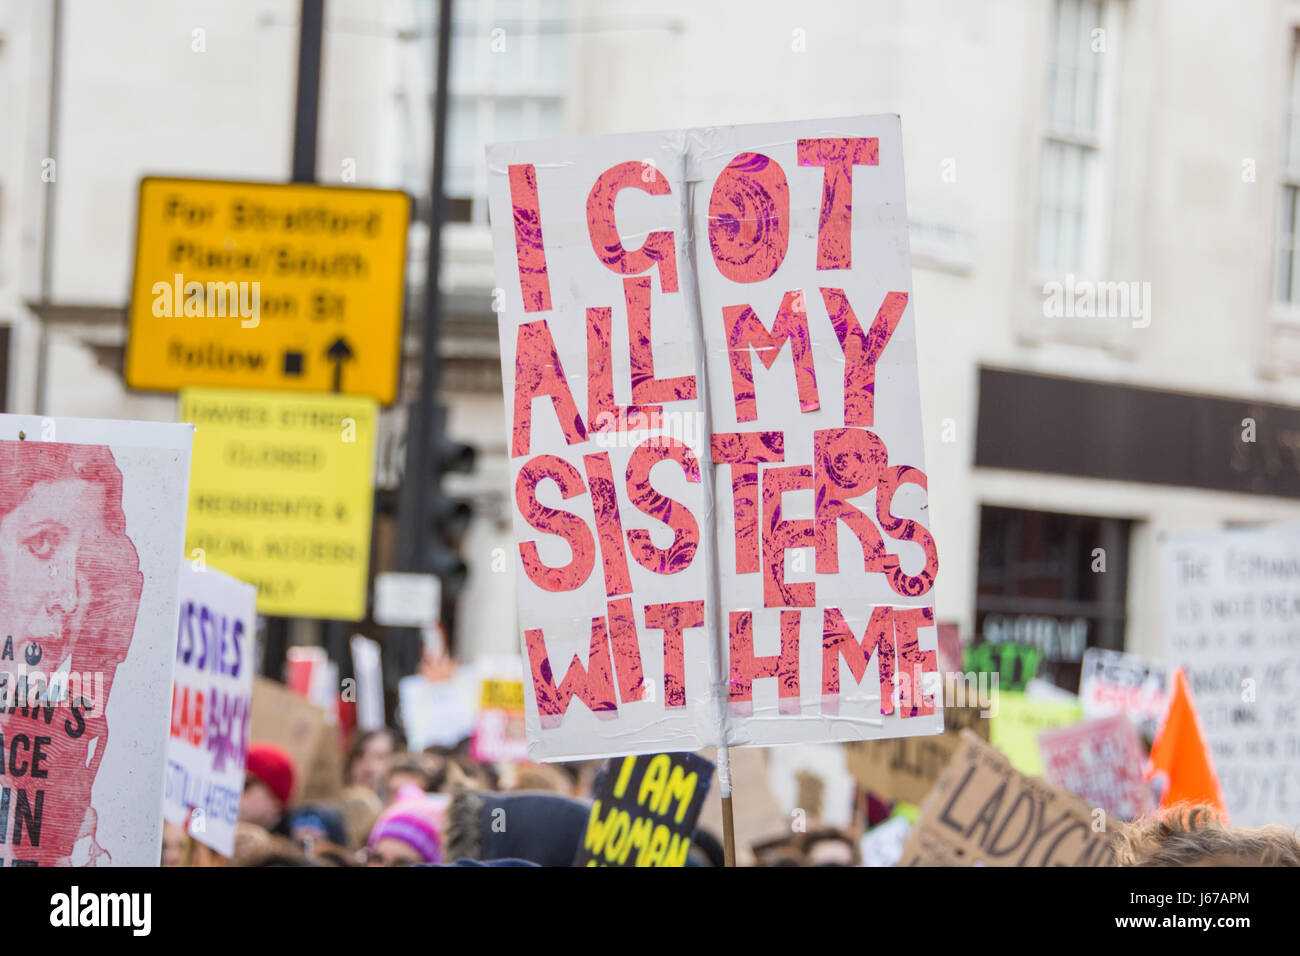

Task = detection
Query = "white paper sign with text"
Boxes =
[164,563,256,856]
[1163,527,1300,828]
[487,116,941,760]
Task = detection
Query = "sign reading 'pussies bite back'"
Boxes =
[486,116,941,760]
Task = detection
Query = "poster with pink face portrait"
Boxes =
[487,116,942,761]
[0,415,193,865]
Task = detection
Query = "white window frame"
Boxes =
[1273,30,1300,320]
[1034,0,1123,284]
[449,0,567,227]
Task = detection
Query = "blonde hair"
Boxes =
[1117,805,1300,867]
[335,785,384,851]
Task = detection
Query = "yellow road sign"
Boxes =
[181,388,377,621]
[480,679,526,713]
[129,178,409,404]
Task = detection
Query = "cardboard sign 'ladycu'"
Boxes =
[486,116,941,760]
[898,733,1118,867]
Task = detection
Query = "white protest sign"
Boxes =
[487,116,941,760]
[374,572,440,627]
[861,815,911,868]
[163,563,255,856]
[1078,646,1168,742]
[1163,527,1300,827]
[398,671,477,751]
[0,415,193,865]
[350,634,385,732]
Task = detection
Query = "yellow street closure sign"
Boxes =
[129,178,409,404]
[181,388,378,620]
[479,679,526,713]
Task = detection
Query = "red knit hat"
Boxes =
[246,743,296,806]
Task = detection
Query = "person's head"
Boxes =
[241,743,296,828]
[443,752,497,792]
[335,785,385,851]
[502,762,573,794]
[1118,805,1300,866]
[345,728,405,792]
[800,827,860,867]
[752,834,803,867]
[383,754,442,802]
[231,835,318,867]
[571,759,607,799]
[306,841,358,867]
[0,441,141,699]
[365,784,447,866]
[444,788,590,867]
[286,804,349,849]
[689,827,726,868]
[161,821,187,867]
[232,822,274,860]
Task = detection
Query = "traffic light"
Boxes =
[425,404,476,596]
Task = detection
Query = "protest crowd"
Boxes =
[7,1,1300,887]
[155,667,1300,868]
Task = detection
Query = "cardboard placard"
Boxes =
[249,676,342,803]
[487,115,941,760]
[163,563,256,856]
[575,752,714,866]
[1039,715,1151,822]
[897,732,1117,867]
[0,415,193,866]
[845,705,990,805]
[695,746,785,866]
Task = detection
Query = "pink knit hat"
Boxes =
[367,784,447,863]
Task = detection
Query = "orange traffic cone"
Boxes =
[1146,667,1228,819]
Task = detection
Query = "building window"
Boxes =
[1276,33,1300,305]
[446,0,568,225]
[1037,0,1120,277]
[975,505,1131,692]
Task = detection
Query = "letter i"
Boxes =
[612,755,637,798]
[508,164,553,312]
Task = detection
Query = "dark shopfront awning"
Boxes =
[975,366,1300,499]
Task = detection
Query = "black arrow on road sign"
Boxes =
[325,336,355,393]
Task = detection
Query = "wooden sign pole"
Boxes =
[719,744,737,867]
